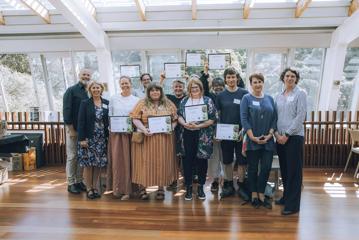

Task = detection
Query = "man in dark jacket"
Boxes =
[63,69,91,194]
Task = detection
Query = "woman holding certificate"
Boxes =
[216,67,249,201]
[130,83,178,200]
[178,78,217,201]
[77,81,109,200]
[274,68,307,215]
[240,73,276,209]
[107,76,139,200]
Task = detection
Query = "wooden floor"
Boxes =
[0,167,358,240]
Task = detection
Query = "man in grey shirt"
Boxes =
[133,73,152,98]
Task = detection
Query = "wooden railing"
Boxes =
[304,111,359,168]
[1,111,359,168]
[0,112,65,165]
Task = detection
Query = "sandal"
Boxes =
[156,189,165,200]
[87,189,96,200]
[139,189,149,200]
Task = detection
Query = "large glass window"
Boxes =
[112,50,143,92]
[293,48,325,111]
[253,52,284,98]
[75,52,99,81]
[1,54,38,112]
[337,48,359,111]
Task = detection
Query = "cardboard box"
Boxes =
[23,147,36,171]
[0,157,13,171]
[10,153,23,171]
[0,166,8,184]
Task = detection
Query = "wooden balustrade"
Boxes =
[0,112,66,165]
[1,111,359,168]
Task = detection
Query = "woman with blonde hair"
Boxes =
[77,81,109,199]
[107,76,140,200]
[178,77,217,201]
[130,82,178,200]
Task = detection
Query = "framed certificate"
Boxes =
[148,115,172,134]
[110,116,133,133]
[120,65,141,78]
[208,53,231,70]
[186,53,204,67]
[216,124,240,141]
[164,62,186,78]
[184,104,208,123]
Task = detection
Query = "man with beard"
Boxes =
[63,69,91,194]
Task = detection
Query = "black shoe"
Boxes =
[275,197,285,205]
[210,181,219,192]
[166,180,177,191]
[197,185,206,200]
[261,198,272,209]
[75,182,87,192]
[220,181,235,198]
[251,198,260,209]
[67,184,80,194]
[185,185,193,201]
[93,189,101,198]
[86,189,96,199]
[237,182,250,202]
[281,210,299,215]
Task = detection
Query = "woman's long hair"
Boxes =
[145,82,170,107]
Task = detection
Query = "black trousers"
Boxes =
[183,129,208,186]
[276,136,304,212]
[221,140,246,165]
[246,149,273,193]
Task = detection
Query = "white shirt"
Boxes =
[109,94,140,116]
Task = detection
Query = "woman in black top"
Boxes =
[77,81,109,199]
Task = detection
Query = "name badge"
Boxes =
[102,104,108,109]
[233,99,241,104]
[252,101,260,106]
[287,96,294,102]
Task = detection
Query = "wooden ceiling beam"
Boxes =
[243,0,254,19]
[134,0,146,21]
[192,0,197,20]
[20,0,51,24]
[349,0,359,16]
[295,0,312,18]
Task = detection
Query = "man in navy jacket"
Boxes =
[63,69,91,194]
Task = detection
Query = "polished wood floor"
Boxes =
[0,167,358,240]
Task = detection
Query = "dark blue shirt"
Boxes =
[240,93,277,151]
[216,88,248,127]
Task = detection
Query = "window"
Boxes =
[293,48,325,111]
[75,52,99,81]
[337,48,359,111]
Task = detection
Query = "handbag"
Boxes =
[131,132,144,144]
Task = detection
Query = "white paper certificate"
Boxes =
[110,116,133,133]
[120,65,140,78]
[185,104,208,123]
[164,63,186,78]
[216,124,240,141]
[148,115,172,134]
[186,53,202,67]
[208,54,230,70]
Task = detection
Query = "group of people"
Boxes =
[63,64,307,216]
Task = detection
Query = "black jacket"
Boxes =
[77,98,109,142]
[63,82,89,131]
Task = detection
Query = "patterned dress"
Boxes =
[78,106,107,168]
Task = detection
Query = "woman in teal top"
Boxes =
[240,73,276,209]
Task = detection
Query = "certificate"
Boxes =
[148,115,172,134]
[164,62,186,78]
[186,53,203,67]
[120,65,141,78]
[208,53,231,70]
[185,104,208,123]
[216,124,240,141]
[110,116,133,133]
